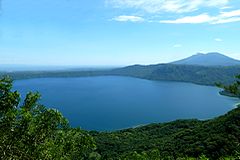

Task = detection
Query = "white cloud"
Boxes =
[220,6,233,10]
[220,9,240,18]
[113,15,144,22]
[173,44,182,48]
[212,9,240,24]
[107,0,229,13]
[213,17,240,24]
[108,0,240,25]
[160,13,213,24]
[214,38,223,42]
[160,9,240,24]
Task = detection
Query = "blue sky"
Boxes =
[0,0,240,66]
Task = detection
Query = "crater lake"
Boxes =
[14,76,238,131]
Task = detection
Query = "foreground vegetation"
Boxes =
[0,77,98,159]
[92,107,240,159]
[0,76,240,159]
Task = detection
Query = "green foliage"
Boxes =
[0,77,96,160]
[110,64,240,85]
[218,75,240,97]
[93,108,240,159]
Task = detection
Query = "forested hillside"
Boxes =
[92,107,240,159]
[110,64,240,85]
[1,64,240,86]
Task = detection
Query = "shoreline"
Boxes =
[219,90,239,98]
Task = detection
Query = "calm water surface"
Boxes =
[14,76,238,131]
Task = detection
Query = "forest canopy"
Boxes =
[0,77,98,160]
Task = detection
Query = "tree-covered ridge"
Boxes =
[0,77,98,160]
[111,64,240,85]
[217,75,240,98]
[92,106,240,159]
[1,64,240,86]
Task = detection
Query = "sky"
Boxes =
[0,0,240,66]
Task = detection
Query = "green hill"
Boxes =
[92,106,240,159]
[1,64,240,86]
[110,64,240,85]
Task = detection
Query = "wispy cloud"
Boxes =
[107,0,229,13]
[108,0,240,25]
[160,14,212,24]
[213,9,240,24]
[220,6,233,10]
[173,44,182,48]
[113,15,144,22]
[215,38,223,42]
[160,9,240,24]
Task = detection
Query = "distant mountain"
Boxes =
[2,64,240,86]
[1,52,240,86]
[109,64,240,85]
[171,52,240,66]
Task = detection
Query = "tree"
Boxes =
[0,77,96,159]
[216,75,240,97]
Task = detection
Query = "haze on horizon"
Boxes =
[0,0,240,66]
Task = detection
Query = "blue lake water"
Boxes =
[14,76,238,131]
